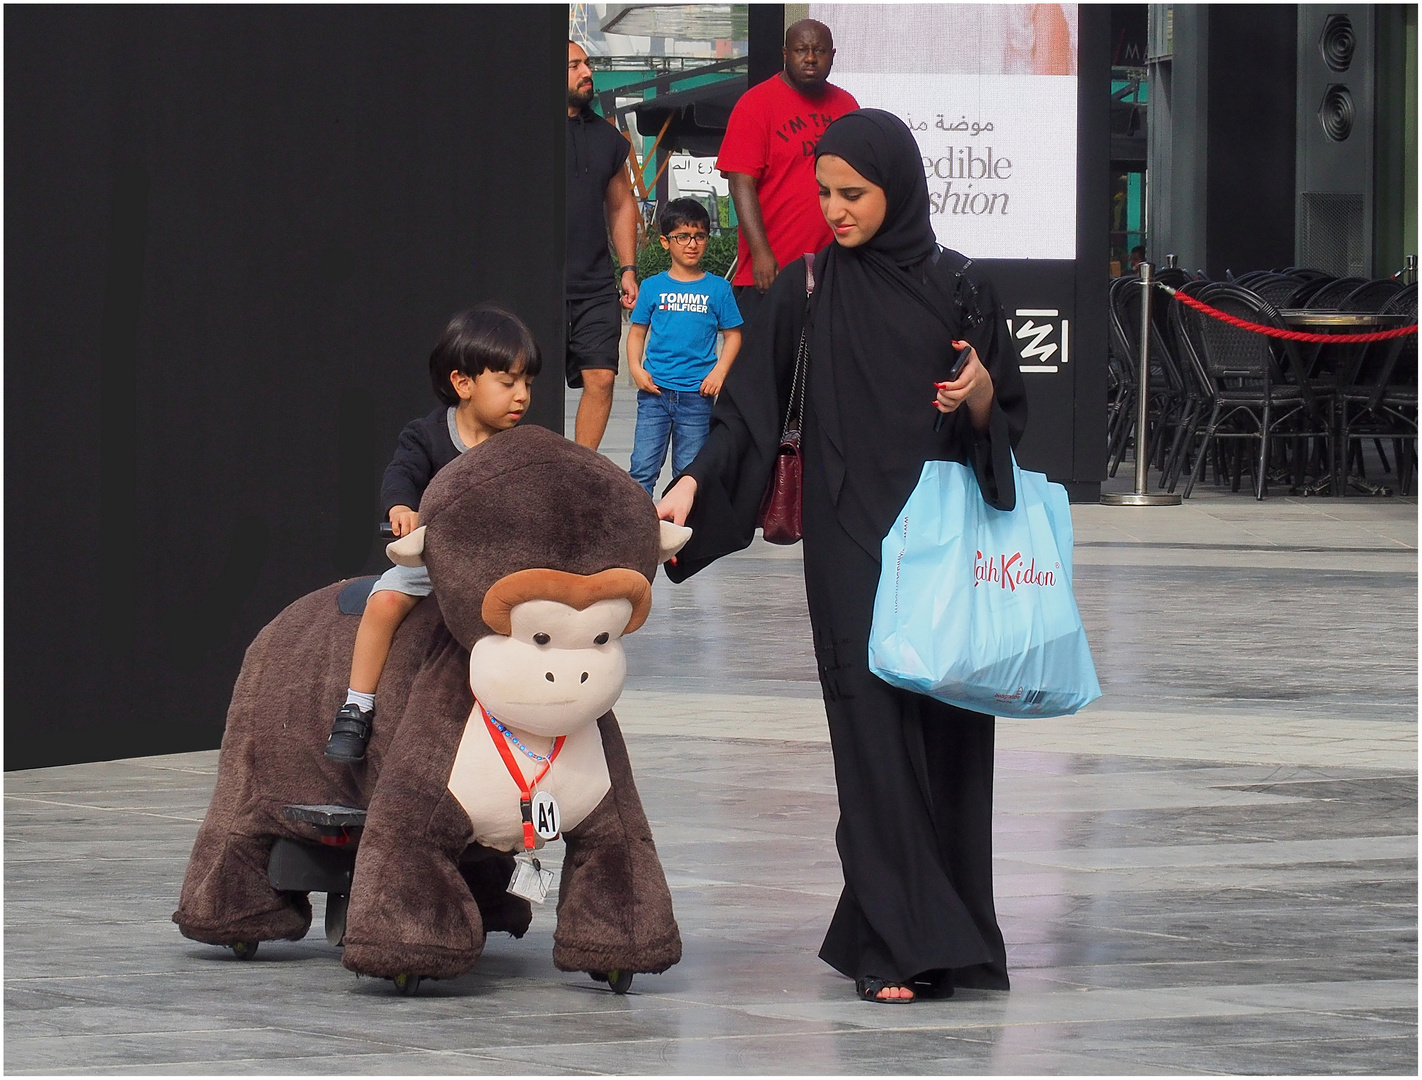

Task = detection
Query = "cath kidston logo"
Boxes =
[974,550,1057,591]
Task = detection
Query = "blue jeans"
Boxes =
[629,388,714,497]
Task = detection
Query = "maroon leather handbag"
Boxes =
[756,255,816,544]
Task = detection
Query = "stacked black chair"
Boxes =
[1180,283,1321,499]
[1105,277,1138,475]
[1106,275,1188,482]
[1341,278,1403,312]
[1284,273,1339,308]
[1336,283,1418,494]
[1247,273,1309,309]
[1232,270,1274,288]
[1161,279,1218,491]
[1105,277,1134,464]
[1304,276,1370,310]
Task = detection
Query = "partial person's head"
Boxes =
[429,307,541,430]
[567,41,595,111]
[782,20,835,94]
[1129,246,1146,268]
[658,198,711,270]
[814,110,937,265]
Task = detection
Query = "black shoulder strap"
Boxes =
[927,244,986,330]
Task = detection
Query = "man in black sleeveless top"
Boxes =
[567,40,640,450]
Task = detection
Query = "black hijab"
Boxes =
[808,108,989,554]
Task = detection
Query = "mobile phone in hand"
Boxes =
[934,344,975,431]
[946,342,973,381]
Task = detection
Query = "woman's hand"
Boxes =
[389,505,419,537]
[934,340,996,432]
[656,475,698,528]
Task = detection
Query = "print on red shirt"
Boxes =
[717,76,859,287]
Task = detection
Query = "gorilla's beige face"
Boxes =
[468,597,633,737]
[469,594,631,739]
[462,566,650,736]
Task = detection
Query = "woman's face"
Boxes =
[816,154,888,248]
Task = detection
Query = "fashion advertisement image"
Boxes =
[810,3,1079,259]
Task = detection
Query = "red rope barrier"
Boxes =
[1162,286,1419,344]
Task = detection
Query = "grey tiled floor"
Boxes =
[5,388,1417,1074]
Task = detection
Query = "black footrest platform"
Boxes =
[282,804,368,828]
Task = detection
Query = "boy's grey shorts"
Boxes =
[368,562,433,598]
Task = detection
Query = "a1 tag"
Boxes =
[531,790,561,841]
[507,855,555,904]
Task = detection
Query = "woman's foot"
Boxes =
[855,976,915,1003]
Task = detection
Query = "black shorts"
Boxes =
[565,293,622,388]
[733,284,766,334]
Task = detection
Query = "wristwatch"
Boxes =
[618,265,637,278]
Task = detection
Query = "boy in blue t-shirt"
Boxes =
[627,199,743,497]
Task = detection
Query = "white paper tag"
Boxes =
[507,855,555,904]
[531,791,561,841]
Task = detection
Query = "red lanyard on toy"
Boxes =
[479,700,565,852]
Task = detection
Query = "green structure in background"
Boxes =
[1109,74,1147,275]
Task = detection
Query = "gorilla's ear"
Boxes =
[386,525,427,567]
[658,521,692,562]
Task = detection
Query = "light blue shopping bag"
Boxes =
[869,456,1101,718]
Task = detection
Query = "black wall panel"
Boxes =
[748,3,786,88]
[5,5,566,769]
[1207,5,1298,277]
[984,3,1110,499]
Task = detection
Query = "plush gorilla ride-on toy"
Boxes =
[174,426,689,995]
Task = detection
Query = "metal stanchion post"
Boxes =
[1165,253,1178,269]
[1102,261,1181,507]
[1405,255,1417,286]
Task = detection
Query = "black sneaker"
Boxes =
[325,703,374,763]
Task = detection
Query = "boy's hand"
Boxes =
[699,366,728,397]
[389,506,419,537]
[631,365,661,395]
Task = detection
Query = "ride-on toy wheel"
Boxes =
[392,973,422,996]
[590,969,633,994]
[230,941,259,960]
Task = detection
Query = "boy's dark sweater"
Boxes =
[380,406,461,517]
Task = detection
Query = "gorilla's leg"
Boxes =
[553,713,681,976]
[174,813,312,946]
[341,641,489,980]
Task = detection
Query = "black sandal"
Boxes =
[855,976,915,1004]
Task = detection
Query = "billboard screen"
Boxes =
[809,4,1079,260]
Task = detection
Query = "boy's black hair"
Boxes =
[429,306,542,406]
[659,197,711,236]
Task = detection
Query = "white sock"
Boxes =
[344,689,375,712]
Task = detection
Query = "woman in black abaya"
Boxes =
[658,109,1027,1003]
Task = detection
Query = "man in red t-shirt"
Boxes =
[717,19,859,326]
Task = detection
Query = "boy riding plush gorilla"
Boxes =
[173,424,687,989]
